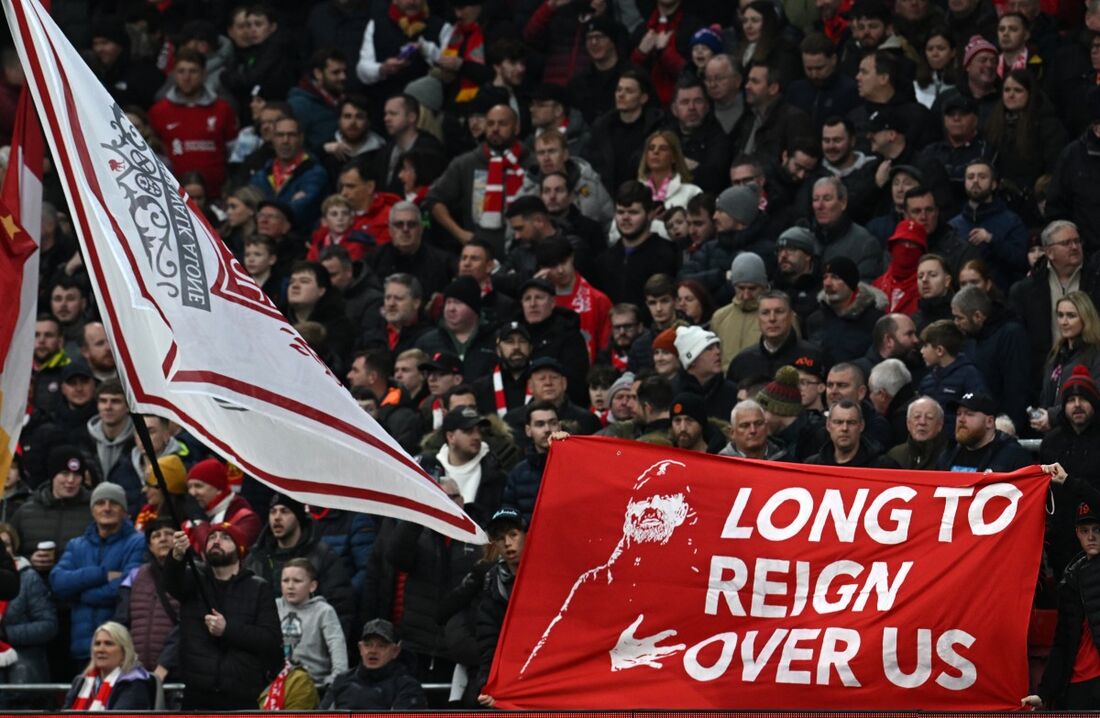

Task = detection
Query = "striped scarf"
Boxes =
[70,667,120,711]
[493,363,531,417]
[444,22,484,102]
[389,2,428,38]
[480,143,525,230]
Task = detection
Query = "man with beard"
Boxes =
[785,33,860,131]
[502,401,561,522]
[597,304,642,372]
[360,273,431,354]
[1040,366,1100,578]
[902,186,980,273]
[820,116,878,222]
[166,525,281,710]
[377,93,443,194]
[426,104,528,255]
[806,257,885,364]
[49,276,88,351]
[32,315,70,416]
[474,322,534,418]
[321,95,387,177]
[711,253,769,371]
[539,171,606,260]
[948,160,1028,290]
[79,322,118,382]
[805,399,883,466]
[668,393,724,453]
[937,392,1031,472]
[882,395,948,469]
[853,313,921,381]
[772,227,822,326]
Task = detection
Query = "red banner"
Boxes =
[485,437,1047,710]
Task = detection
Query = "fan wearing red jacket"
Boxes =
[148,48,238,198]
[536,235,612,363]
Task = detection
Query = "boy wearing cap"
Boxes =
[1025,498,1100,709]
[476,508,528,701]
[50,482,146,666]
[324,618,426,709]
[166,524,282,709]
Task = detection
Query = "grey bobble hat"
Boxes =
[715,184,760,226]
[90,482,127,511]
[729,252,767,288]
[776,226,821,257]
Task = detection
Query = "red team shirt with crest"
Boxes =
[148,97,238,198]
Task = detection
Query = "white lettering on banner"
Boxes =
[934,483,1022,542]
[721,486,916,545]
[705,557,913,618]
[682,627,862,686]
[882,628,977,690]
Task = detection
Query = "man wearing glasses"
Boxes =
[368,202,456,301]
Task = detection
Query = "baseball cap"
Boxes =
[440,406,489,433]
[526,356,566,378]
[952,391,997,416]
[488,507,527,537]
[496,320,531,342]
[419,352,463,375]
[360,618,398,643]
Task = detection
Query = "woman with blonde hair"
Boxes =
[636,130,701,215]
[63,621,156,710]
[1030,291,1100,432]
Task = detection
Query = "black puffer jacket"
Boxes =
[502,450,548,522]
[1039,552,1100,707]
[522,307,590,406]
[9,482,92,560]
[163,556,282,710]
[322,661,427,709]
[1040,420,1100,579]
[243,520,356,636]
[475,559,515,690]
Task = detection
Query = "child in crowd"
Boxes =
[917,319,989,427]
[275,558,348,690]
[306,195,373,262]
[242,236,285,305]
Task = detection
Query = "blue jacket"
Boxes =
[287,83,339,152]
[50,521,146,659]
[948,198,1028,290]
[311,508,378,594]
[918,352,989,428]
[249,152,329,230]
[502,450,548,523]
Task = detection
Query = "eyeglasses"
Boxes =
[1047,237,1082,248]
[798,378,820,387]
[391,220,420,230]
[612,323,638,332]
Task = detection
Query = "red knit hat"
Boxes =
[187,458,229,492]
[204,522,248,557]
[889,219,927,249]
[1062,365,1100,407]
[652,326,679,354]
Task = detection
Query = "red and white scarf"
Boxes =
[492,364,531,418]
[70,667,120,711]
[480,143,525,230]
[431,397,444,429]
[0,599,15,667]
[262,661,295,710]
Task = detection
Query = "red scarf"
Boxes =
[262,661,294,710]
[821,0,852,45]
[480,143,525,230]
[493,363,531,418]
[270,153,306,193]
[610,350,629,372]
[70,667,120,711]
[389,1,428,38]
[591,407,610,427]
[0,600,14,667]
[444,21,485,102]
[386,323,401,351]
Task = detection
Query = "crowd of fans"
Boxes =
[5,0,1100,709]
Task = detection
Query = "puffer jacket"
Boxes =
[1038,552,1100,707]
[475,559,514,689]
[50,521,146,659]
[501,449,548,522]
[813,217,883,279]
[115,561,179,673]
[10,482,92,560]
[806,283,887,364]
[322,661,427,709]
[678,212,775,294]
[948,198,1028,290]
[0,562,57,684]
[163,555,282,710]
[523,307,591,406]
[308,507,378,594]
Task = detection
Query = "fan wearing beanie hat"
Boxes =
[756,366,804,419]
[674,326,739,420]
[49,480,146,662]
[710,252,769,367]
[714,184,761,232]
[1060,365,1100,429]
[651,326,684,379]
[669,393,722,453]
[183,459,262,552]
[810,256,886,363]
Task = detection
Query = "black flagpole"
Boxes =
[130,411,215,611]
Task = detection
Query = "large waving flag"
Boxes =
[0,80,44,493]
[4,0,484,542]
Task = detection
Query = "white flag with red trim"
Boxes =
[0,81,43,492]
[4,0,485,543]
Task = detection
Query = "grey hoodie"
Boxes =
[86,416,135,479]
[277,595,348,686]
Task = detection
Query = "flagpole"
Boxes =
[130,411,214,611]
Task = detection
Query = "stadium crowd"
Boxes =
[5,0,1100,709]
